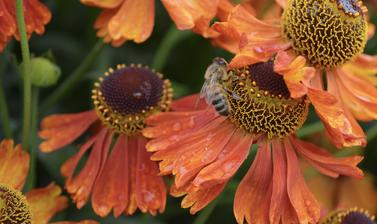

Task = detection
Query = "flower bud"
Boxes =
[26,57,61,87]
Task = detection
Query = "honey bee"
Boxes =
[200,57,237,116]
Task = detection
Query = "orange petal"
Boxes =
[234,141,273,224]
[192,130,253,189]
[26,183,68,224]
[91,136,129,217]
[0,0,15,52]
[39,110,98,152]
[274,51,316,98]
[307,85,366,148]
[343,55,377,85]
[334,68,377,121]
[135,135,166,215]
[4,0,51,39]
[170,94,207,111]
[108,0,154,43]
[284,139,320,223]
[63,129,112,209]
[290,136,363,178]
[269,139,300,224]
[80,0,123,8]
[125,136,138,215]
[0,139,29,190]
[161,0,219,37]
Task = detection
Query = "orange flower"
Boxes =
[0,139,96,224]
[0,0,51,51]
[143,59,364,223]
[209,0,377,148]
[39,64,173,217]
[80,0,231,46]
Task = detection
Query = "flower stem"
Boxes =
[0,58,12,138]
[192,194,223,224]
[40,40,104,112]
[16,0,32,149]
[25,87,39,190]
[152,26,192,71]
[297,121,324,138]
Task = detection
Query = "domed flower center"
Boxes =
[92,64,173,135]
[282,0,368,68]
[224,61,308,138]
[321,208,376,224]
[0,184,32,224]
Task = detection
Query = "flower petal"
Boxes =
[284,139,320,224]
[0,0,15,52]
[39,110,98,152]
[135,135,166,215]
[62,129,112,208]
[234,142,273,224]
[108,0,154,43]
[80,0,123,9]
[161,0,219,37]
[26,183,68,224]
[343,55,377,85]
[291,136,363,179]
[91,136,129,217]
[0,140,29,190]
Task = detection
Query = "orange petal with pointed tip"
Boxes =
[39,110,98,152]
[26,183,68,224]
[63,129,112,209]
[135,135,166,215]
[161,0,219,37]
[334,68,377,121]
[0,139,29,190]
[192,130,253,189]
[107,0,154,43]
[284,139,320,224]
[80,0,123,8]
[91,135,129,217]
[290,136,363,178]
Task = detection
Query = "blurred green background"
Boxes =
[1,0,377,223]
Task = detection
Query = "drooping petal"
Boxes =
[62,128,112,209]
[290,136,363,179]
[126,136,138,215]
[4,0,51,39]
[307,85,366,148]
[334,68,377,121]
[91,136,129,217]
[93,8,127,46]
[26,183,68,224]
[135,135,166,215]
[0,140,29,190]
[274,51,316,98]
[269,139,300,224]
[191,130,253,189]
[343,54,377,85]
[39,110,99,152]
[234,142,273,224]
[0,0,15,52]
[80,0,123,9]
[284,139,320,224]
[161,0,219,37]
[108,0,154,43]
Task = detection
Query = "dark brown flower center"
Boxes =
[282,0,368,68]
[321,208,376,224]
[92,64,173,135]
[224,61,308,138]
[0,184,31,224]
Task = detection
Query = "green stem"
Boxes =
[40,40,104,112]
[16,0,32,149]
[297,121,324,138]
[0,59,12,138]
[192,195,222,224]
[152,26,192,71]
[25,87,39,190]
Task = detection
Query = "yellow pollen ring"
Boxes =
[92,64,173,135]
[320,207,376,224]
[282,0,368,68]
[224,67,309,138]
[0,184,32,224]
